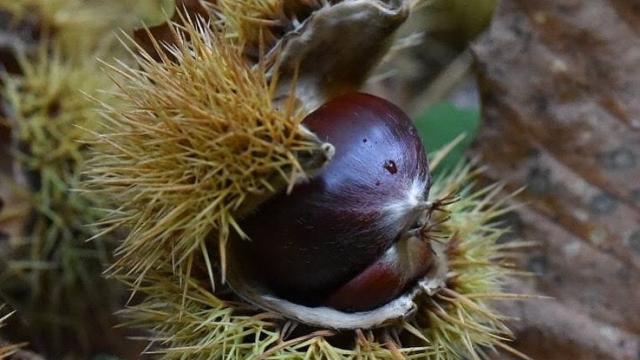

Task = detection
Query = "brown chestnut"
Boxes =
[238,93,431,310]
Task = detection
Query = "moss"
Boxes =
[0,1,181,356]
[0,43,123,357]
[0,0,169,58]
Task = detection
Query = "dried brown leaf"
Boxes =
[472,0,640,358]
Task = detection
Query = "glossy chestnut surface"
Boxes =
[325,234,434,312]
[238,93,430,307]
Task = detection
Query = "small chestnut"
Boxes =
[238,93,431,310]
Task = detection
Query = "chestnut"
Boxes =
[238,93,431,310]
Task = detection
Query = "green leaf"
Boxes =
[415,101,480,174]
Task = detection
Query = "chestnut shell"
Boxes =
[238,93,430,306]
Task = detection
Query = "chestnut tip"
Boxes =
[320,142,336,161]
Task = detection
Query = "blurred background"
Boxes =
[1,0,639,359]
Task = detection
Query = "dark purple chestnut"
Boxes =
[238,93,431,310]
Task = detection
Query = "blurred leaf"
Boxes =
[423,0,498,47]
[448,0,498,39]
[473,0,640,358]
[415,101,480,173]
